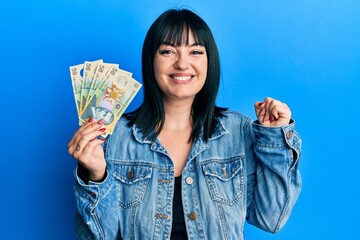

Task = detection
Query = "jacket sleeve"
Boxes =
[245,119,302,233]
[74,160,121,240]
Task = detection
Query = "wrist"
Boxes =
[77,164,107,184]
[88,168,107,182]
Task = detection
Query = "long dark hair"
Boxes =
[126,9,226,142]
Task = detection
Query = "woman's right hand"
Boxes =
[68,118,107,181]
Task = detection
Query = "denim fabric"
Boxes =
[74,111,302,240]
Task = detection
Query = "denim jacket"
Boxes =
[74,111,302,240]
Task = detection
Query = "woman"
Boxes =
[68,9,302,240]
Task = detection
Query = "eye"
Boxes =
[159,50,171,54]
[191,50,204,55]
[159,48,175,55]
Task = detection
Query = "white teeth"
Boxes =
[172,75,192,81]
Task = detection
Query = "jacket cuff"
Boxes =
[74,162,114,214]
[252,119,297,147]
[252,119,301,168]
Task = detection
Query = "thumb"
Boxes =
[254,101,264,118]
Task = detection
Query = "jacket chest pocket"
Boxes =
[202,156,244,206]
[113,164,152,209]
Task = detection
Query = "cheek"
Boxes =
[153,57,160,76]
[153,57,167,78]
[200,56,208,72]
[200,60,208,77]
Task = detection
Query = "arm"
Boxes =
[74,162,121,239]
[68,118,121,239]
[245,98,302,233]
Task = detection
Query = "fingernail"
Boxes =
[88,118,93,123]
[259,102,264,106]
[99,128,106,132]
[97,119,104,125]
[269,116,273,123]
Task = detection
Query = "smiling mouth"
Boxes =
[170,74,194,83]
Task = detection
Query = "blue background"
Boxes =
[1,0,359,239]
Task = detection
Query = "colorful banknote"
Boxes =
[86,62,119,108]
[69,63,84,116]
[69,59,142,138]
[79,59,103,113]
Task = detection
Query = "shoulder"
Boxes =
[220,110,252,125]
[214,110,253,135]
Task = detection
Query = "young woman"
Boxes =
[68,9,302,240]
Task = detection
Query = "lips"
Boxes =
[170,74,194,83]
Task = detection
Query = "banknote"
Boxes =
[79,59,103,113]
[80,68,141,137]
[86,62,119,108]
[69,63,84,116]
[79,66,130,124]
[70,59,142,138]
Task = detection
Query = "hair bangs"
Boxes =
[156,13,206,50]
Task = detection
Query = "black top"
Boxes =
[171,176,188,239]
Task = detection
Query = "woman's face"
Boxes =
[153,31,208,102]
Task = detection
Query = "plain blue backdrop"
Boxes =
[1,0,359,239]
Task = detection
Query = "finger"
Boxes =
[262,98,271,122]
[73,138,105,160]
[262,97,278,124]
[274,105,291,121]
[69,127,105,155]
[258,107,266,124]
[254,101,265,119]
[76,127,106,150]
[69,127,106,156]
[68,118,95,148]
[267,99,282,120]
[254,102,262,118]
[269,104,281,120]
[267,103,291,126]
[80,138,106,158]
[254,101,264,110]
[69,119,104,150]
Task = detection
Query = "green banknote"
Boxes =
[80,67,141,137]
[86,62,119,109]
[79,59,103,114]
[70,60,142,138]
[69,63,84,116]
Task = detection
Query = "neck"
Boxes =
[162,98,193,131]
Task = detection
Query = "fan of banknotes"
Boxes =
[69,59,142,138]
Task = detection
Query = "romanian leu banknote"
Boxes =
[79,65,130,125]
[79,59,103,113]
[70,60,142,138]
[69,63,84,116]
[86,62,119,108]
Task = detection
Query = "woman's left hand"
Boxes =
[254,97,291,127]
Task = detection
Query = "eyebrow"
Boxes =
[160,41,205,47]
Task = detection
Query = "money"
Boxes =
[69,63,84,116]
[79,59,103,113]
[86,62,119,108]
[70,59,142,138]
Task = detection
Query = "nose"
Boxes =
[174,52,189,70]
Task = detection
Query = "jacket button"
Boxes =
[189,212,196,220]
[286,131,293,139]
[185,177,193,185]
[127,170,134,179]
[87,191,96,198]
